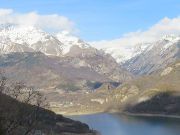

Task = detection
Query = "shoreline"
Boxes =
[55,110,104,116]
[121,112,180,119]
[56,110,180,119]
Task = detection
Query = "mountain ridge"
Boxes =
[123,36,180,75]
[94,35,180,65]
[0,26,133,90]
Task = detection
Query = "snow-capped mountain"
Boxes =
[2,25,179,78]
[102,47,133,63]
[56,31,90,55]
[97,35,180,64]
[0,25,90,56]
[91,34,180,75]
[0,26,63,56]
[0,26,52,45]
[0,25,133,89]
[123,35,180,75]
[101,42,152,64]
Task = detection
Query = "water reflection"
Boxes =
[70,113,180,135]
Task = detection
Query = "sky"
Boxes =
[0,0,180,47]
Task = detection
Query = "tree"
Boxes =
[0,74,48,135]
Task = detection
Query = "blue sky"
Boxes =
[0,0,180,41]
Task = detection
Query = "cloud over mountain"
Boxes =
[91,16,180,49]
[0,8,76,34]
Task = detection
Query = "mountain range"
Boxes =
[0,26,132,90]
[0,25,179,91]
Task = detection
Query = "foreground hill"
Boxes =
[0,92,96,135]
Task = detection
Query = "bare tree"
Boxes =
[0,74,48,135]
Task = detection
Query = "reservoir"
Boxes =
[70,113,180,135]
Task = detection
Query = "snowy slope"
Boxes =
[100,35,180,64]
[123,35,180,75]
[0,26,51,45]
[0,25,179,67]
[56,31,90,54]
[101,42,152,64]
[102,47,133,63]
[0,26,90,56]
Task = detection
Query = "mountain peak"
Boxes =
[56,31,90,54]
[0,25,51,45]
[0,25,92,56]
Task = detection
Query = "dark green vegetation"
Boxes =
[125,92,180,115]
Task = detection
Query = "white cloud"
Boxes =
[91,17,180,49]
[0,9,13,16]
[0,8,76,34]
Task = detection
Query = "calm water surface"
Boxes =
[69,113,180,135]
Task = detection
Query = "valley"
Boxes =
[42,60,180,116]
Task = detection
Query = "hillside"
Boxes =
[0,93,96,135]
[42,60,180,115]
[111,61,180,116]
[0,51,132,91]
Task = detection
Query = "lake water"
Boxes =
[69,113,180,135]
